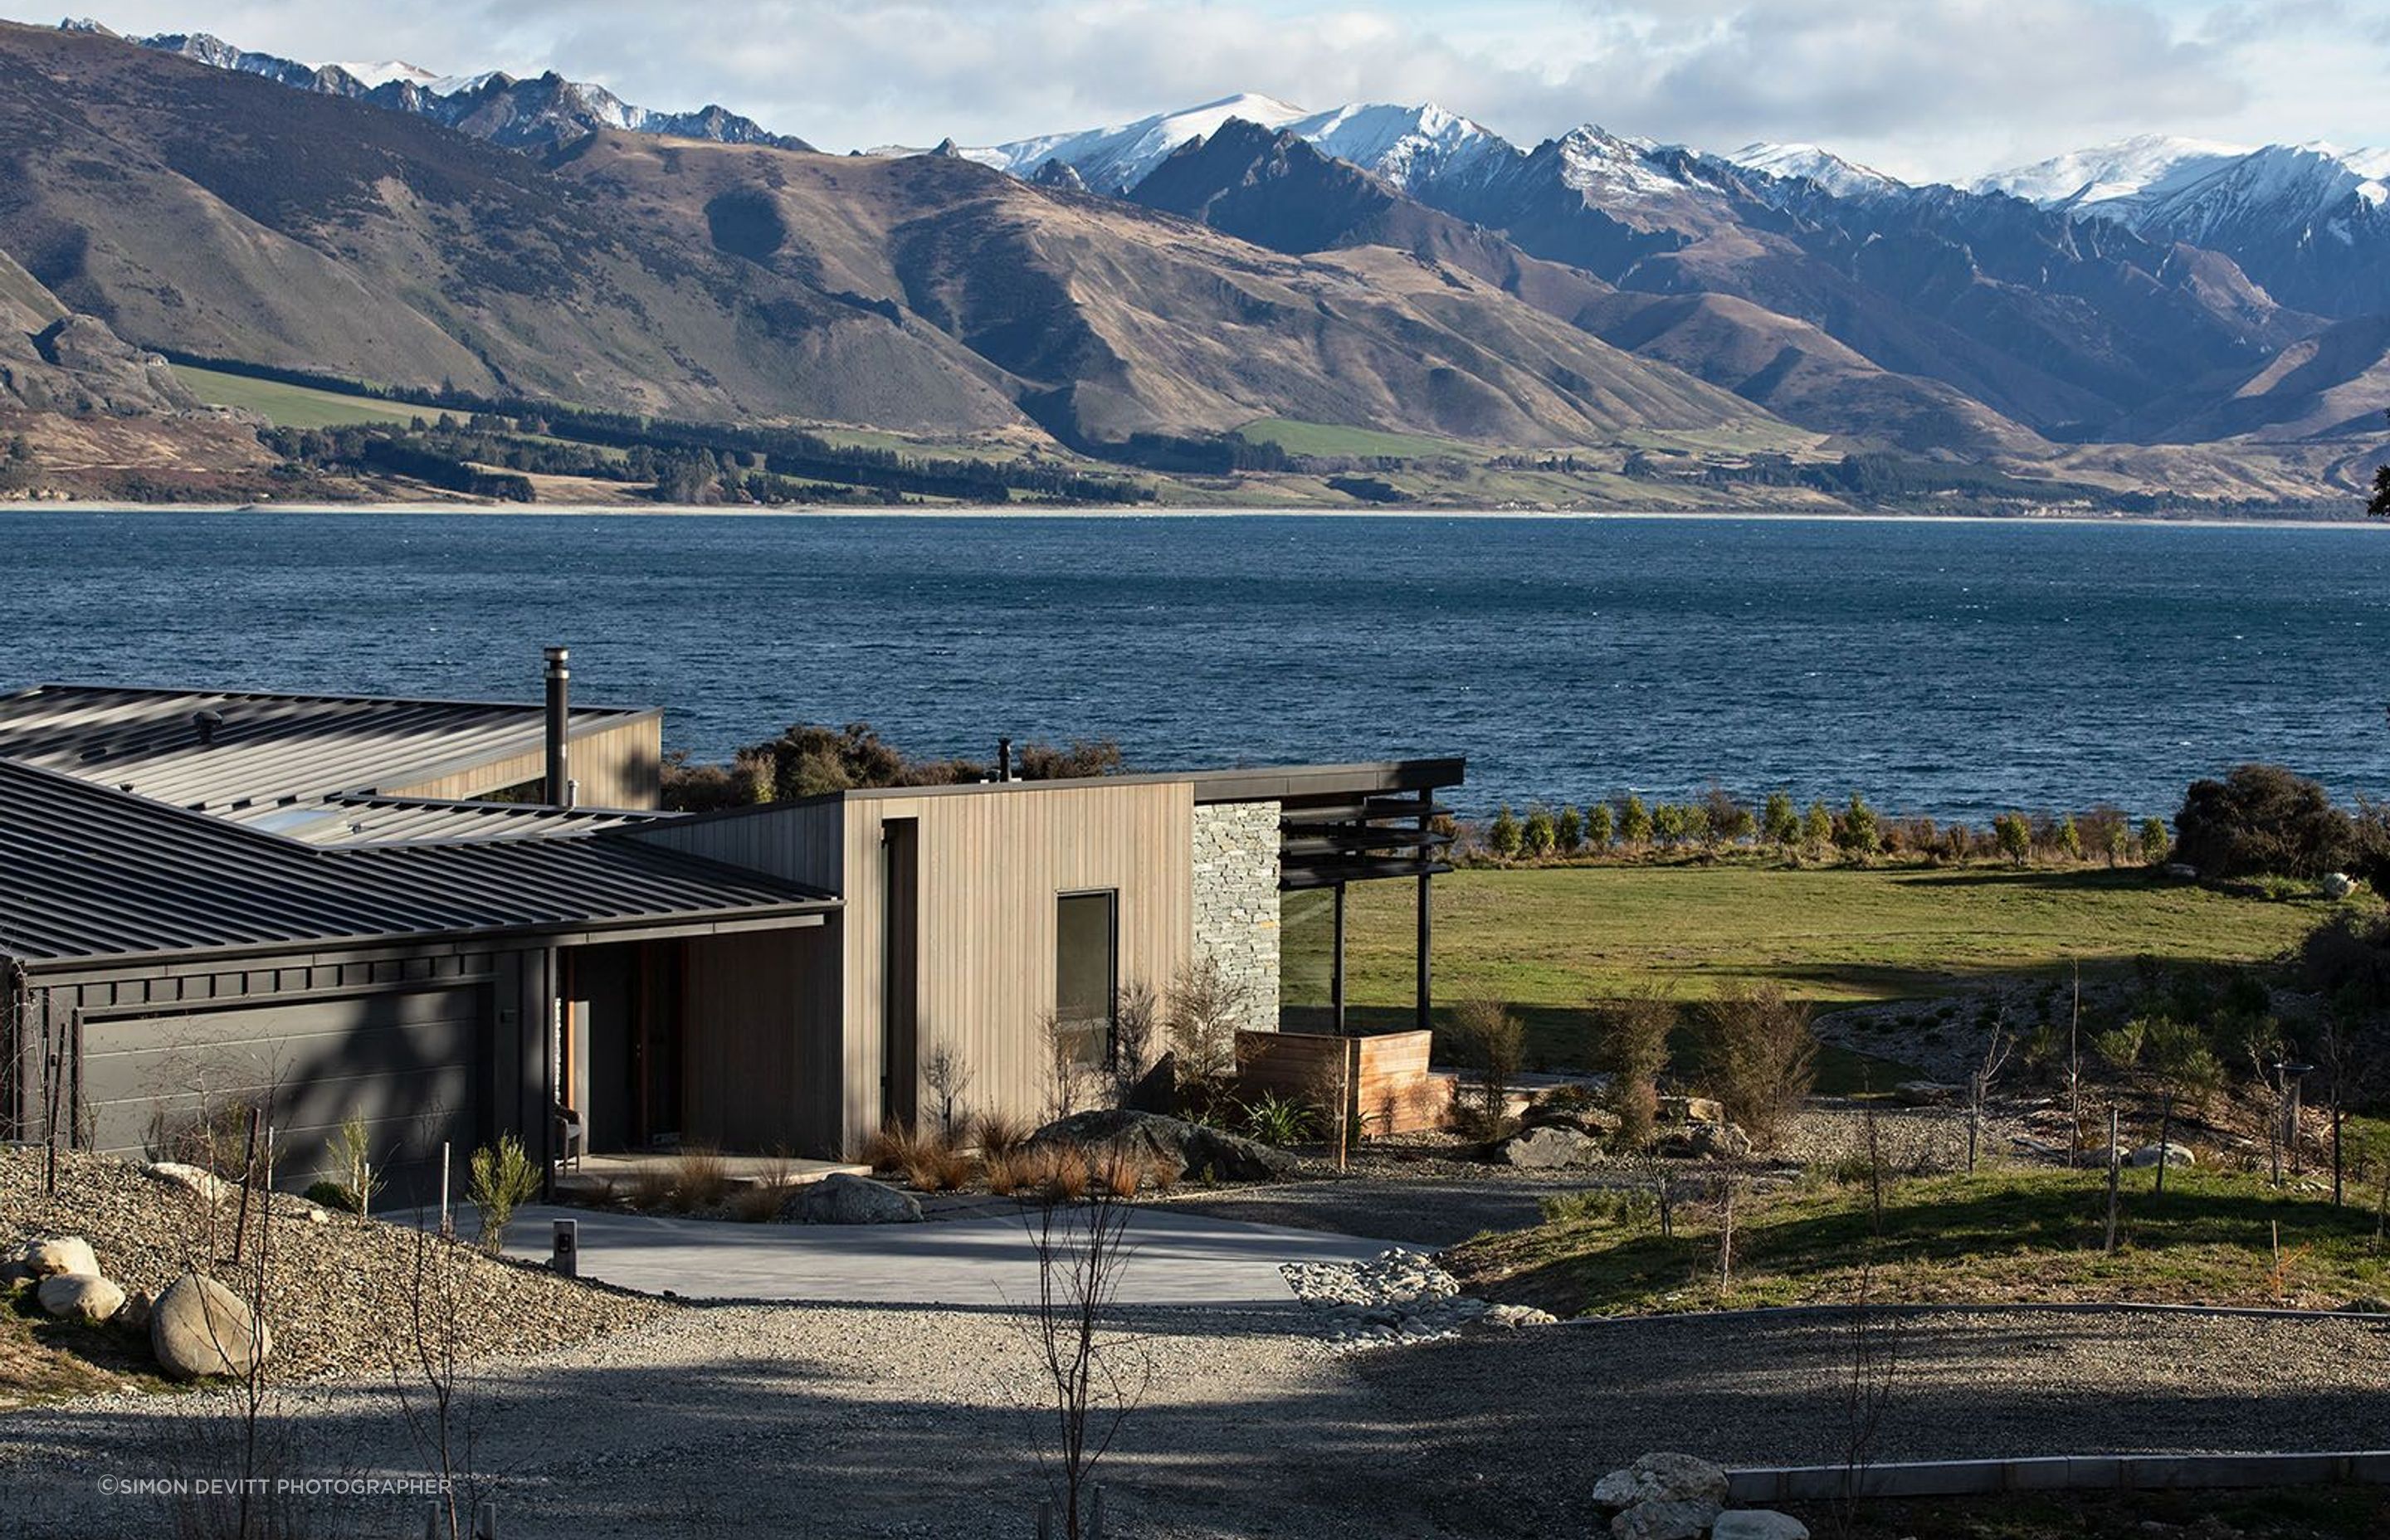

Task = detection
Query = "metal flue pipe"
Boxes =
[544,647,572,807]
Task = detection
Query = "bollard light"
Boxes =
[550,1217,579,1277]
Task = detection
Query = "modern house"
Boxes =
[0,656,1460,1191]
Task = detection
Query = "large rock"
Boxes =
[782,1172,922,1224]
[150,1274,271,1381]
[1591,1452,1730,1515]
[38,1273,126,1323]
[1497,1125,1607,1170]
[1894,1079,1965,1107]
[1713,1513,1811,1540]
[146,1162,234,1202]
[2127,1143,2197,1169]
[1657,1096,1725,1126]
[1656,1120,1753,1160]
[1612,1499,1724,1540]
[1520,1101,1622,1138]
[2322,872,2357,899]
[4,1236,100,1281]
[1029,1109,1295,1182]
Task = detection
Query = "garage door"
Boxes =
[83,987,485,1192]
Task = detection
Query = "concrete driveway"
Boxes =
[452,1201,1414,1307]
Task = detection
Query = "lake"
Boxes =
[5,509,2387,823]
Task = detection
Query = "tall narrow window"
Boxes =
[1055,890,1118,1066]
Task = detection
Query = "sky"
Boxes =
[21,1,2390,181]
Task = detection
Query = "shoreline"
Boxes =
[1,500,2381,531]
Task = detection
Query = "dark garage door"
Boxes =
[83,987,485,1192]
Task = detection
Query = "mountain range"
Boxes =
[4,18,2388,509]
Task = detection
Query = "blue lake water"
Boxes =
[5,509,2388,822]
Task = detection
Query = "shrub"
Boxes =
[1587,802,1616,852]
[1696,983,1817,1149]
[729,1154,795,1222]
[324,1111,384,1218]
[628,1162,679,1211]
[467,1133,542,1253]
[1166,953,1251,1094]
[1539,1186,1657,1227]
[1622,795,1653,849]
[1651,802,1688,846]
[983,1148,1034,1196]
[1035,1143,1092,1202]
[1836,792,1880,858]
[1241,1091,1318,1147]
[1488,805,1524,860]
[1595,989,1675,1148]
[1992,811,2032,866]
[2303,910,2390,1011]
[1557,805,1584,855]
[2140,816,2173,866]
[1095,1153,1143,1200]
[1523,804,1558,859]
[2173,764,2352,879]
[2056,814,2083,861]
[1704,784,1754,845]
[1762,789,1799,846]
[1801,799,1834,853]
[1451,997,1525,1132]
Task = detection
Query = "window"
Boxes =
[1055,891,1118,1067]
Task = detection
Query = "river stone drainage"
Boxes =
[1280,1247,1555,1350]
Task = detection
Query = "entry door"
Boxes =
[880,818,919,1128]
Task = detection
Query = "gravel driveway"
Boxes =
[10,1300,2388,1540]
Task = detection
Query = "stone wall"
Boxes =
[1191,800,1280,1026]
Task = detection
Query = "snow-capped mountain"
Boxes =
[110,27,805,153]
[1983,135,2390,316]
[1725,142,1904,200]
[957,95,1516,197]
[1975,134,2251,212]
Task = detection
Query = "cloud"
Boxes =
[17,0,2388,181]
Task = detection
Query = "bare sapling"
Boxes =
[395,1218,483,1540]
[1110,981,1158,1110]
[1019,1176,1151,1540]
[1967,1011,2016,1175]
[2105,1105,2122,1255]
[922,1043,975,1138]
[1698,982,1817,1150]
[2066,962,2083,1169]
[1451,997,1525,1136]
[1825,1255,1905,1540]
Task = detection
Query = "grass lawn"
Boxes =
[1447,1166,2390,1318]
[171,364,429,430]
[0,1293,175,1410]
[1287,863,2354,1077]
[1232,417,1480,461]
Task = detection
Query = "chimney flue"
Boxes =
[544,646,571,807]
[997,737,1013,783]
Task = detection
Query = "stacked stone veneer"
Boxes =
[1192,801,1281,1024]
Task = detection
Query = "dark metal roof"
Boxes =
[0,758,833,969]
[0,684,656,816]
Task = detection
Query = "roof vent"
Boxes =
[193,709,225,747]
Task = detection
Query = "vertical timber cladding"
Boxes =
[1190,801,1281,1027]
[841,782,1196,1154]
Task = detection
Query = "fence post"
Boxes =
[2104,1106,2121,1255]
[1035,1499,1052,1540]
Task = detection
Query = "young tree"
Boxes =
[1522,805,1558,860]
[1993,811,2033,867]
[1596,990,1675,1149]
[1802,799,1835,855]
[1762,788,1800,848]
[1451,997,1526,1133]
[1487,805,1524,861]
[2057,814,2084,861]
[1587,801,1616,853]
[2139,816,2173,866]
[1697,982,1817,1149]
[1622,795,1654,850]
[1836,792,1881,859]
[1556,805,1585,855]
[1651,802,1688,846]
[1703,784,1754,846]
[1022,1178,1149,1540]
[2144,1016,2224,1196]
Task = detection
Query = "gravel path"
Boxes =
[8,1298,2388,1539]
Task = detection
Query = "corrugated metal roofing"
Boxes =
[272,795,660,847]
[0,757,833,967]
[0,685,651,815]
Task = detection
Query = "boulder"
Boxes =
[1713,1513,1811,1540]
[1657,1096,1725,1126]
[146,1162,234,1202]
[1028,1109,1295,1183]
[2323,872,2357,899]
[38,1273,125,1324]
[2162,862,2198,880]
[1520,1102,1623,1138]
[119,1288,154,1330]
[781,1172,923,1225]
[1497,1125,1607,1170]
[1591,1451,1730,1515]
[2126,1143,2196,1169]
[1656,1120,1753,1160]
[1611,1499,1724,1540]
[5,1236,100,1281]
[1894,1080,1965,1108]
[150,1274,271,1381]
